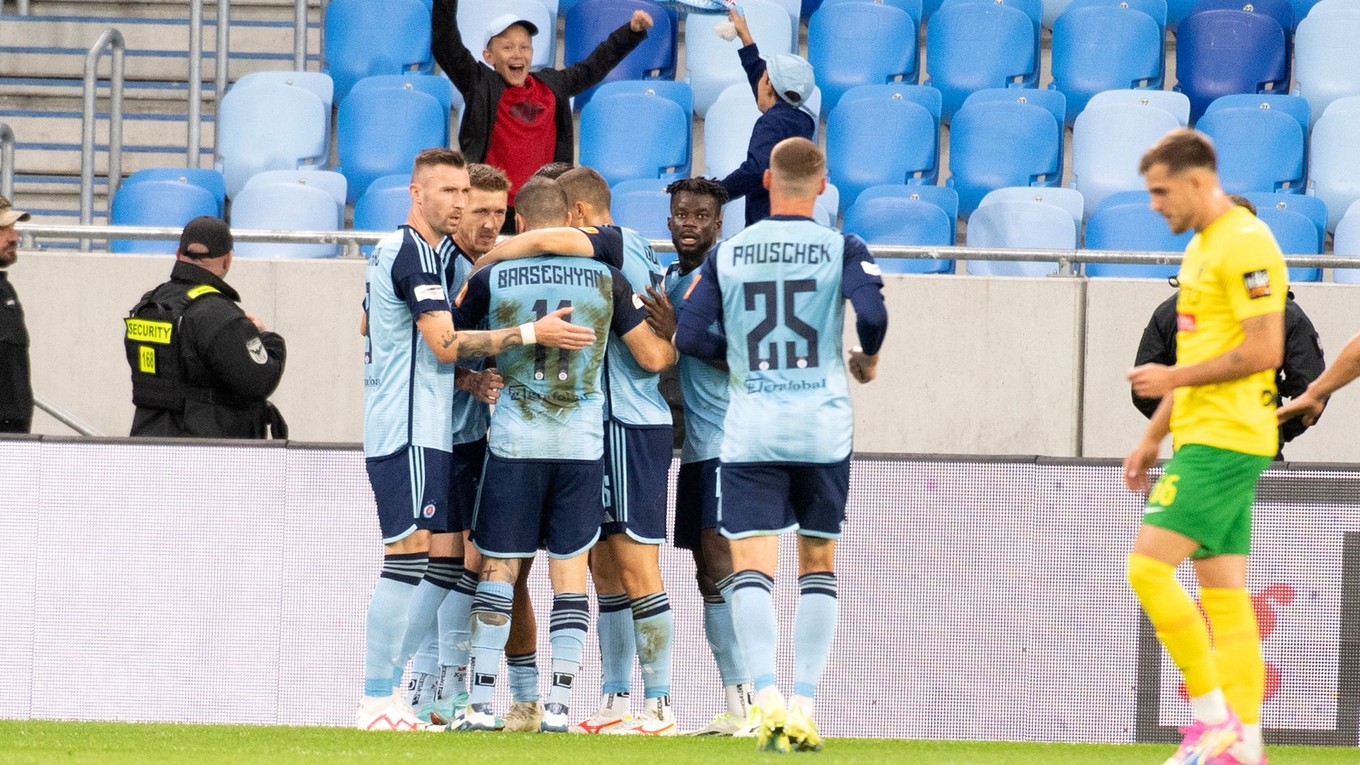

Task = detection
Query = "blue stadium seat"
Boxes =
[827,90,939,213]
[945,0,1044,52]
[1071,102,1181,219]
[1042,0,1076,28]
[809,1,919,116]
[1085,88,1190,126]
[834,83,943,187]
[323,0,432,100]
[230,183,343,258]
[593,79,693,117]
[822,0,923,23]
[1203,93,1310,135]
[703,84,762,178]
[1172,9,1288,122]
[568,0,678,111]
[1308,96,1360,232]
[1191,0,1294,67]
[1083,202,1189,277]
[945,99,1062,219]
[216,82,328,198]
[1067,0,1168,38]
[856,183,960,223]
[579,92,691,187]
[457,0,557,72]
[961,88,1067,181]
[925,2,1038,121]
[842,194,957,274]
[1242,192,1327,252]
[1195,106,1305,193]
[1166,0,1199,27]
[610,179,673,243]
[1254,206,1322,282]
[235,71,334,113]
[120,168,226,217]
[110,181,219,254]
[1049,5,1163,124]
[365,173,414,197]
[1293,7,1360,128]
[978,186,1085,231]
[336,87,445,204]
[240,170,348,227]
[1331,212,1360,283]
[1287,0,1325,27]
[965,200,1077,276]
[353,184,411,255]
[348,74,459,143]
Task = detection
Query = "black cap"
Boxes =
[179,216,234,259]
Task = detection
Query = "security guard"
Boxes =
[0,195,33,434]
[124,216,287,438]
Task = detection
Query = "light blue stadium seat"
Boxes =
[235,71,334,112]
[610,179,673,242]
[703,84,762,178]
[1307,96,1360,232]
[365,174,414,197]
[1293,7,1360,129]
[827,91,939,214]
[241,170,348,228]
[1042,0,1075,28]
[216,82,328,198]
[594,79,693,117]
[579,92,691,187]
[843,194,957,274]
[1083,202,1189,277]
[1203,93,1310,135]
[965,199,1077,276]
[1331,213,1360,283]
[1254,206,1322,282]
[1242,192,1327,253]
[945,99,1062,219]
[1049,5,1163,124]
[856,183,960,223]
[110,181,219,254]
[348,74,460,143]
[978,186,1085,231]
[569,0,679,111]
[925,2,1038,121]
[1196,106,1305,193]
[682,2,792,117]
[1071,102,1181,219]
[1287,0,1325,27]
[336,87,446,204]
[961,88,1067,180]
[353,183,414,256]
[457,0,557,72]
[323,0,432,101]
[120,168,226,217]
[809,1,919,116]
[1173,9,1288,122]
[230,183,343,258]
[1086,88,1190,126]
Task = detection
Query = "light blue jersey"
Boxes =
[363,226,457,457]
[603,226,671,426]
[445,245,491,446]
[667,262,727,464]
[454,254,649,461]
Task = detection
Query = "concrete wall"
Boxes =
[11,250,1360,461]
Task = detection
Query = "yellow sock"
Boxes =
[1202,586,1264,725]
[1127,554,1221,697]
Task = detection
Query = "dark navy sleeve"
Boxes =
[738,43,766,96]
[583,226,625,269]
[841,234,888,356]
[720,107,815,203]
[391,233,448,318]
[674,253,728,360]
[452,267,491,329]
[607,264,648,336]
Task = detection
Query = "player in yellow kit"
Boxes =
[1122,130,1287,765]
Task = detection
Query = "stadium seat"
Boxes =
[822,0,924,22]
[1254,205,1322,282]
[365,173,414,197]
[1071,102,1181,219]
[240,170,348,227]
[1191,0,1295,57]
[1049,5,1163,124]
[1172,9,1289,122]
[978,186,1085,232]
[703,84,762,178]
[120,168,226,216]
[856,183,960,223]
[808,1,919,115]
[833,83,942,188]
[1085,89,1191,126]
[961,88,1067,180]
[1242,192,1327,252]
[323,0,432,100]
[945,98,1062,219]
[579,92,691,187]
[964,200,1077,276]
[1307,95,1360,232]
[1203,93,1310,135]
[944,0,1044,51]
[215,82,328,198]
[1067,0,1169,39]
[235,71,334,113]
[758,0,805,29]
[457,0,557,72]
[336,87,446,204]
[842,194,957,274]
[230,183,343,258]
[1042,0,1075,28]
[353,184,412,255]
[610,179,673,243]
[924,1,1038,121]
[1331,213,1360,283]
[1293,7,1360,128]
[826,90,939,213]
[348,74,460,143]
[593,79,693,117]
[1083,202,1189,277]
[568,0,678,111]
[110,181,219,254]
[1195,106,1305,193]
[1166,0,1199,27]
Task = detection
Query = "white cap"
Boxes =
[484,14,539,50]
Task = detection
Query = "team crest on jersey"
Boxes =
[1178,313,1197,333]
[1243,270,1272,299]
[246,337,268,364]
[422,502,436,519]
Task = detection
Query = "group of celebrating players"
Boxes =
[356,136,887,754]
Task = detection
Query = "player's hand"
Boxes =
[460,368,504,405]
[630,10,654,32]
[533,306,597,350]
[1128,363,1175,398]
[847,347,878,383]
[1122,439,1160,493]
[358,311,368,337]
[640,286,676,341]
[1277,386,1328,427]
[728,7,753,44]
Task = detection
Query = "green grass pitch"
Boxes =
[2,722,1357,764]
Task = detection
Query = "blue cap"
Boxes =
[764,53,815,110]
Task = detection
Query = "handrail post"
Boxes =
[217,0,231,102]
[80,28,126,253]
[188,0,203,168]
[0,122,15,200]
[294,0,308,70]
[16,0,31,15]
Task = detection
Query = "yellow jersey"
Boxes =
[1171,206,1287,457]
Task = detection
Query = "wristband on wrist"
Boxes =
[519,322,536,345]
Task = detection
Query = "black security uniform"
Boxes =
[125,261,286,438]
[0,270,32,433]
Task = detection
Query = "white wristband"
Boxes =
[519,322,536,345]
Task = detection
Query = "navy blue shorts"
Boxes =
[471,453,605,559]
[718,457,851,540]
[366,445,454,543]
[673,458,720,551]
[602,421,673,545]
[448,437,488,533]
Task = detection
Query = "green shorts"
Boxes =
[1142,443,1272,559]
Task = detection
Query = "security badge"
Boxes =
[1243,270,1272,299]
[246,337,268,364]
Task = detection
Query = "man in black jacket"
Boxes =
[125,216,287,439]
[432,0,652,230]
[0,195,32,434]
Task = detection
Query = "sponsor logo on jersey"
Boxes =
[414,284,447,303]
[1243,269,1272,299]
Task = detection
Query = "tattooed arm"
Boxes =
[416,308,596,363]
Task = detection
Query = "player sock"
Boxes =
[362,552,426,698]
[730,569,778,693]
[703,591,750,689]
[597,592,635,695]
[468,580,514,706]
[1128,554,1225,720]
[548,593,590,710]
[1201,586,1264,726]
[507,652,540,704]
[726,683,752,720]
[793,572,838,699]
[630,591,674,698]
[437,566,478,700]
[1236,723,1266,763]
[392,556,457,692]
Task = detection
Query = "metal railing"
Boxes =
[78,29,125,251]
[295,0,309,70]
[15,0,30,15]
[33,394,101,437]
[0,122,14,200]
[188,1,204,167]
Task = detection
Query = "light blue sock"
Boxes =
[436,567,478,701]
[793,572,838,699]
[548,593,590,709]
[730,569,778,693]
[507,653,540,704]
[703,591,749,687]
[597,593,635,695]
[630,591,673,699]
[391,556,456,690]
[363,553,427,698]
[468,580,514,706]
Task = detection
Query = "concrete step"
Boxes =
[13,1,322,22]
[0,106,216,175]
